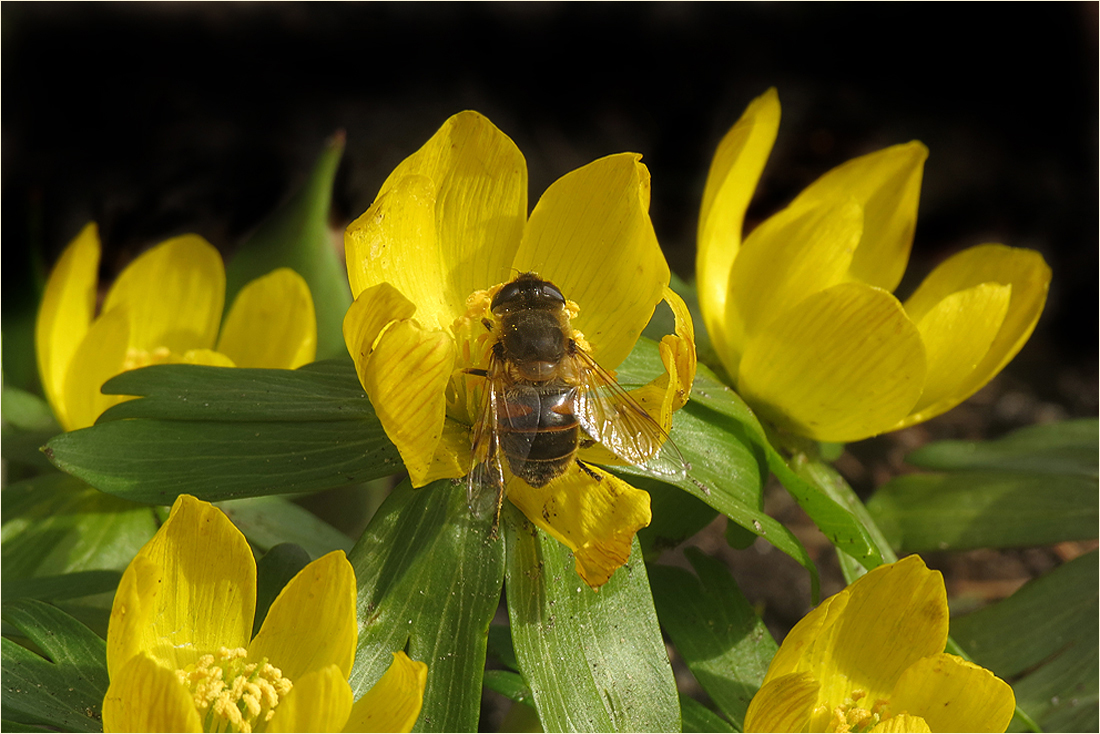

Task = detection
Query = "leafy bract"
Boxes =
[347,479,504,732]
[505,505,679,732]
[1,599,109,733]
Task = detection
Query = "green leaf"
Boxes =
[1,599,109,732]
[1,571,120,603]
[952,550,1098,733]
[650,548,776,730]
[253,543,312,638]
[347,479,504,732]
[635,474,719,560]
[505,506,679,732]
[680,695,736,734]
[867,471,1097,552]
[906,418,1098,477]
[44,360,400,503]
[1,473,158,578]
[486,623,519,671]
[2,385,61,471]
[225,133,352,361]
[218,495,353,558]
[483,669,533,705]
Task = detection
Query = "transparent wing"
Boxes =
[572,346,688,479]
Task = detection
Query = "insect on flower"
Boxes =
[467,272,688,526]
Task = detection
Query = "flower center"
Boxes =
[122,346,174,371]
[175,646,293,734]
[827,690,890,733]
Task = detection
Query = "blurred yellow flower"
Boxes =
[342,111,695,587]
[102,494,427,733]
[697,89,1050,442]
[744,555,1015,733]
[36,224,317,431]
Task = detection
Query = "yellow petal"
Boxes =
[250,551,357,682]
[419,417,476,485]
[343,284,456,487]
[818,556,949,717]
[790,142,928,292]
[178,348,237,367]
[36,222,100,429]
[506,464,652,588]
[870,713,931,732]
[890,653,1016,733]
[697,89,781,374]
[515,153,668,369]
[625,285,698,433]
[762,590,850,682]
[217,268,317,369]
[725,195,863,373]
[61,306,131,430]
[897,244,1050,428]
[738,283,925,441]
[910,282,1011,412]
[345,110,527,327]
[266,664,354,733]
[342,651,428,733]
[742,671,819,733]
[102,653,203,733]
[102,234,225,353]
[107,495,256,676]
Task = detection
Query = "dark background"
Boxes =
[3,0,1097,664]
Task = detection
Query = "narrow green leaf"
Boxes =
[1,571,120,603]
[635,474,719,560]
[650,548,776,730]
[486,623,519,671]
[348,479,504,732]
[1,474,158,578]
[483,669,533,705]
[225,134,352,360]
[44,361,400,503]
[680,695,736,734]
[2,386,61,471]
[505,506,679,733]
[867,471,1097,552]
[1,599,109,732]
[907,418,1098,477]
[952,550,1098,733]
[253,543,312,638]
[218,495,354,557]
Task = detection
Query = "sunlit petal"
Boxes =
[739,283,925,441]
[344,285,455,486]
[102,653,203,733]
[178,348,237,367]
[726,196,863,373]
[345,111,527,326]
[742,671,819,733]
[890,653,1015,733]
[898,244,1051,427]
[107,495,255,675]
[697,88,781,374]
[250,551,357,682]
[265,664,354,733]
[790,142,927,292]
[624,286,698,433]
[870,713,931,732]
[506,465,651,588]
[516,153,667,369]
[102,235,225,353]
[61,306,132,431]
[342,652,428,733]
[910,282,1011,412]
[217,267,317,369]
[36,222,100,429]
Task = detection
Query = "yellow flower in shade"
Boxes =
[36,223,318,431]
[697,89,1051,442]
[342,111,695,588]
[744,555,1015,733]
[103,494,427,733]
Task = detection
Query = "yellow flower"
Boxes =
[342,111,695,588]
[102,494,427,733]
[697,89,1050,442]
[744,555,1015,733]
[36,223,318,431]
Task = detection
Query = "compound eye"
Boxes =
[491,282,524,312]
[540,281,565,304]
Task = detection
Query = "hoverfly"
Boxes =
[467,272,688,526]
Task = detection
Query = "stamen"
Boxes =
[175,647,293,733]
